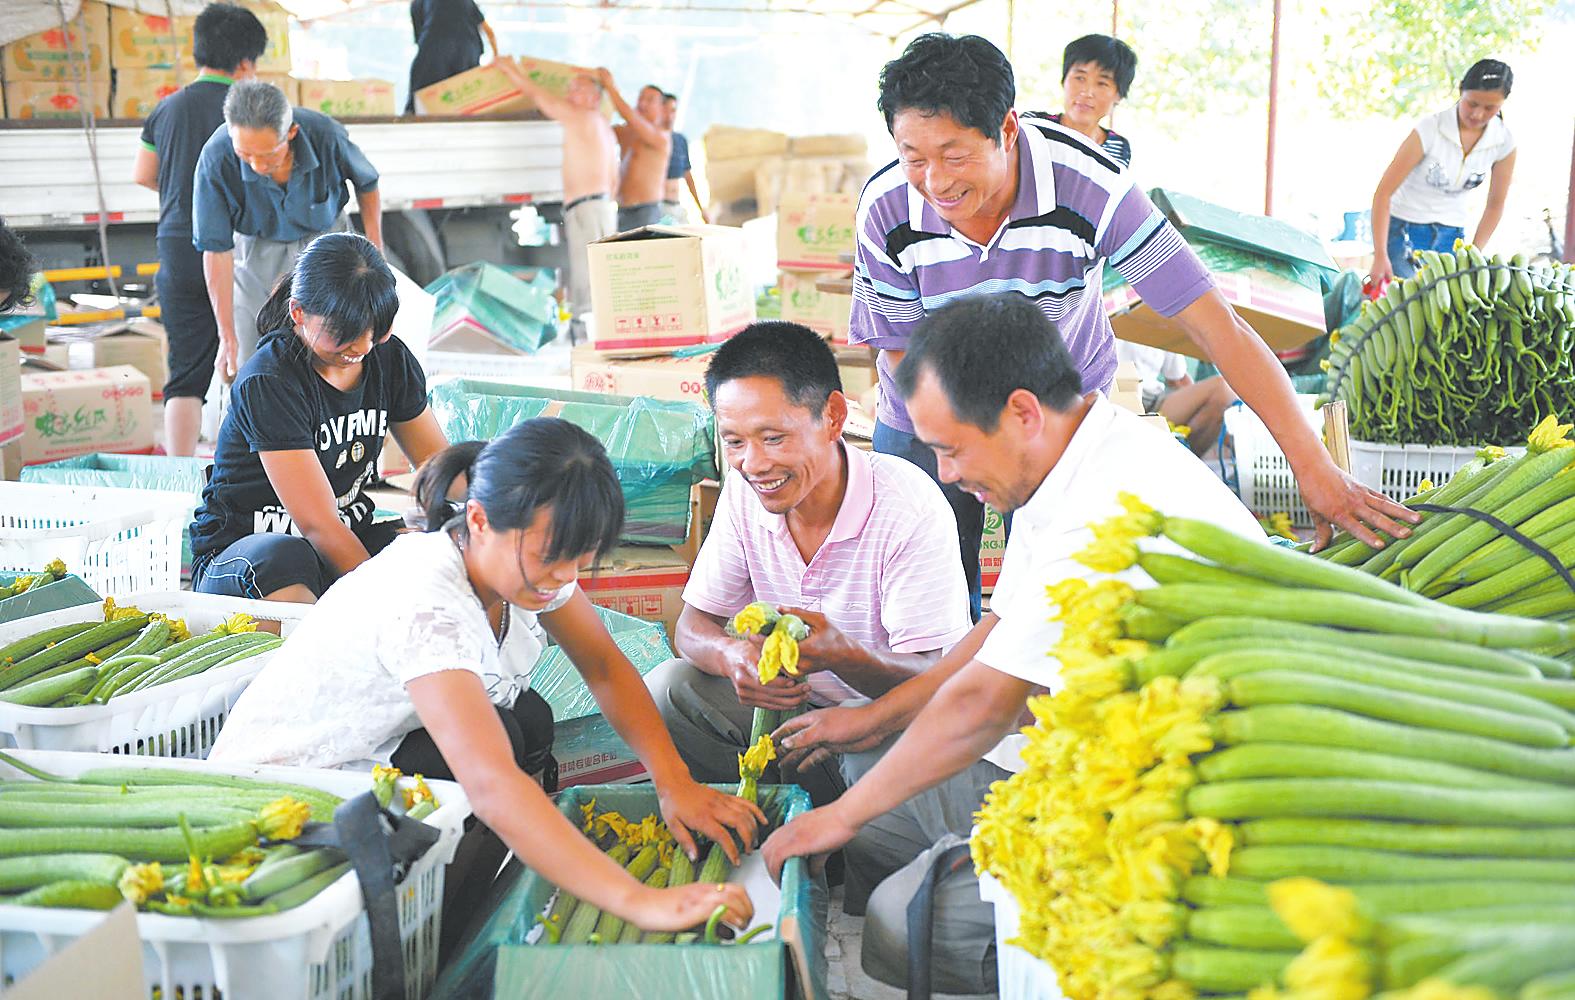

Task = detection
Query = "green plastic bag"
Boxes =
[429,381,718,546]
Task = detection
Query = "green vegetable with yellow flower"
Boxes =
[970,486,1575,1000]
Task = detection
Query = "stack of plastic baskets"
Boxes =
[0,483,191,595]
[1221,396,1324,527]
[0,750,468,1000]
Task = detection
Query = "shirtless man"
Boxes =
[598,69,671,232]
[499,63,617,336]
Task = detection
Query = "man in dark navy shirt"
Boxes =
[193,81,382,383]
[403,0,499,114]
[132,3,268,457]
[660,92,707,224]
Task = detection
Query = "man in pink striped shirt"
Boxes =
[644,321,974,814]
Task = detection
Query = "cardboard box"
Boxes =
[1114,360,1142,394]
[777,192,856,272]
[579,545,691,639]
[107,8,195,69]
[46,319,168,400]
[2,1,110,81]
[0,333,20,448]
[19,365,154,467]
[980,503,1007,594]
[835,345,875,399]
[1109,266,1326,361]
[111,67,182,118]
[705,155,777,206]
[1111,388,1145,414]
[414,58,531,117]
[672,478,720,569]
[4,79,111,120]
[587,225,756,354]
[297,78,396,117]
[570,346,712,404]
[237,0,291,74]
[555,714,649,786]
[511,55,612,117]
[255,72,299,104]
[779,268,851,343]
[1,316,47,354]
[788,134,867,158]
[704,126,790,162]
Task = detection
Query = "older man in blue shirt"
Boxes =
[193,79,382,379]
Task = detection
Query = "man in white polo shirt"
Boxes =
[762,293,1263,994]
[644,320,975,815]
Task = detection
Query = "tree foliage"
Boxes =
[1317,0,1549,115]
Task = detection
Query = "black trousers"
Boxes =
[392,688,555,961]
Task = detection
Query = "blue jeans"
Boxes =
[1387,217,1466,279]
[873,419,985,623]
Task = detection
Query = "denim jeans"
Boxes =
[1387,217,1466,279]
[873,419,984,623]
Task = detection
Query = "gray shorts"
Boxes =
[562,194,616,321]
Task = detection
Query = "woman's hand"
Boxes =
[656,775,766,865]
[626,881,754,933]
[1369,253,1395,288]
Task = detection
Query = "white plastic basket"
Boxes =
[1348,440,1511,503]
[0,483,193,595]
[1223,396,1324,527]
[0,592,308,756]
[0,749,470,1000]
[425,348,571,387]
[978,871,1063,1000]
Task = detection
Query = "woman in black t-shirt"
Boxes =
[190,232,448,603]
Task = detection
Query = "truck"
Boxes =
[0,112,567,291]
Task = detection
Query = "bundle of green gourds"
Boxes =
[0,560,69,601]
[1315,417,1575,632]
[0,751,343,916]
[536,736,776,947]
[0,600,281,708]
[971,494,1575,1000]
[1321,245,1575,446]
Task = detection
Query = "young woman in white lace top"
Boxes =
[211,418,759,939]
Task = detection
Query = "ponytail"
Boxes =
[254,266,295,340]
[414,440,487,532]
[415,419,624,561]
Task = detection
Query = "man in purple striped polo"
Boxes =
[852,33,1415,618]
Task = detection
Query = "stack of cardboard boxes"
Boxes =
[1,3,111,120]
[0,1,295,121]
[701,126,870,226]
[1,3,398,121]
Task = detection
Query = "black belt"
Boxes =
[564,192,610,213]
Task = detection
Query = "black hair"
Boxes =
[414,419,624,562]
[0,219,35,314]
[193,3,268,74]
[704,321,843,416]
[1460,59,1513,97]
[894,293,1083,430]
[1062,34,1138,98]
[877,33,1015,142]
[662,92,678,103]
[255,232,399,348]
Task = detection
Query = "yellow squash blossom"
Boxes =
[118,862,164,905]
[256,797,313,841]
[1527,415,1574,453]
[758,628,800,683]
[1387,980,1500,1000]
[1268,878,1369,943]
[1282,936,1371,1000]
[216,612,258,635]
[402,774,437,811]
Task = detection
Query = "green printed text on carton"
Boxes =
[34,406,109,439]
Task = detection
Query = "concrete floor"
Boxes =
[825,884,997,1000]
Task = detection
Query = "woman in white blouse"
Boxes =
[211,418,758,943]
[1370,59,1516,283]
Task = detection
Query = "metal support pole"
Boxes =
[1265,0,1283,216]
[1005,0,1014,63]
[1565,121,1574,264]
[1111,0,1118,35]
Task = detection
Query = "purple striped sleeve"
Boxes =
[1100,186,1214,318]
[847,183,923,352]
